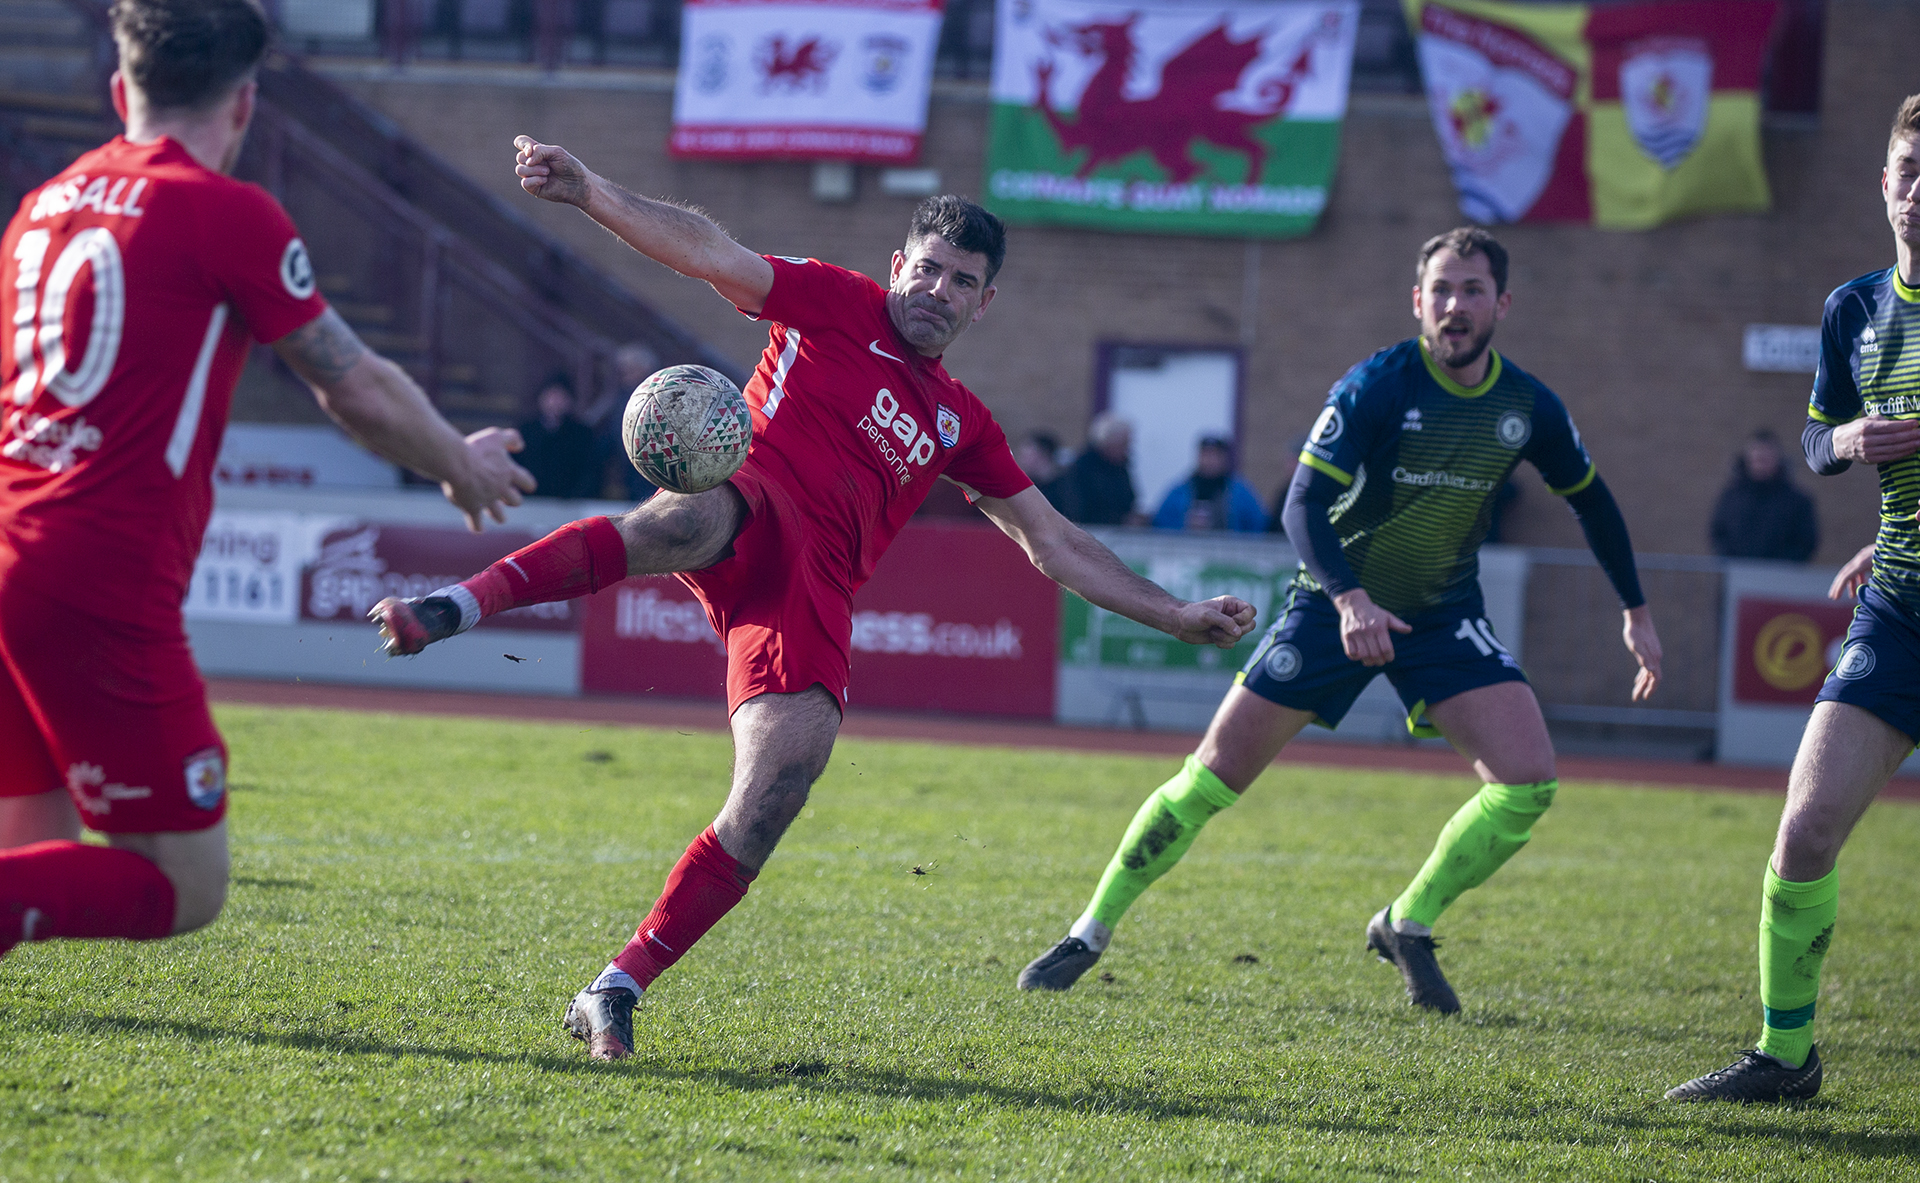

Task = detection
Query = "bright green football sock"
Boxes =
[1391,780,1557,929]
[1084,756,1239,930]
[1755,865,1837,1069]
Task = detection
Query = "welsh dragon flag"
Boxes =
[1409,0,1779,228]
[985,0,1360,237]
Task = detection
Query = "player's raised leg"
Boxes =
[1667,701,1906,1102]
[564,685,840,1060]
[371,486,747,655]
[1366,681,1556,1014]
[1018,685,1312,991]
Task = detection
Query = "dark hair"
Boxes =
[1026,431,1060,457]
[906,196,1007,286]
[538,371,575,399]
[1749,427,1779,444]
[1892,93,1920,158]
[1417,226,1510,295]
[111,0,269,113]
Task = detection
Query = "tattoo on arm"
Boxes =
[273,308,368,387]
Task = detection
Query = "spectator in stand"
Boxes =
[589,343,662,502]
[1154,435,1268,532]
[1265,434,1308,538]
[1710,429,1819,562]
[1070,413,1143,525]
[517,373,599,499]
[1015,430,1077,517]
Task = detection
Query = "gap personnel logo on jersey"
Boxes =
[1265,642,1302,681]
[1495,410,1531,449]
[184,748,227,810]
[935,403,961,448]
[860,387,936,483]
[1310,405,1344,445]
[1835,643,1876,681]
[64,761,152,817]
[280,238,315,300]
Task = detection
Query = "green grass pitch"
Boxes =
[4,705,1918,1181]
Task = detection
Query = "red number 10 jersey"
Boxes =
[0,136,328,629]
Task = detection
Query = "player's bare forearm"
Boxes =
[513,135,772,311]
[276,311,533,528]
[978,487,1254,647]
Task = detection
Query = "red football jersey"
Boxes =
[0,137,327,627]
[737,257,1031,590]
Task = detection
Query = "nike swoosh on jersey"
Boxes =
[868,340,904,363]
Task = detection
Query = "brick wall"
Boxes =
[325,0,1915,562]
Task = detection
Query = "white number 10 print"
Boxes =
[9,227,125,409]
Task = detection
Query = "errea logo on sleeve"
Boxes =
[280,239,315,300]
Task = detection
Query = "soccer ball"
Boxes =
[621,364,752,494]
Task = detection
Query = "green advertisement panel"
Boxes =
[986,0,1359,238]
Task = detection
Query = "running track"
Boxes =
[206,678,1920,801]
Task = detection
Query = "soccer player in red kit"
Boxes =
[371,137,1259,1060]
[0,0,531,960]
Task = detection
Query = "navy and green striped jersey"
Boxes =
[1809,267,1920,616]
[1296,337,1596,616]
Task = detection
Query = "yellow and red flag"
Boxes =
[1406,0,1778,228]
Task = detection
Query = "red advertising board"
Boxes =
[301,521,576,631]
[581,520,1058,717]
[1731,595,1856,705]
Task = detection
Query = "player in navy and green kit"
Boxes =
[1669,95,1920,1104]
[1019,228,1664,1011]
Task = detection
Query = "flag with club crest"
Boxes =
[985,0,1360,237]
[1408,0,1779,229]
[671,0,945,163]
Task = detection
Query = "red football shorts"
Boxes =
[680,465,853,715]
[0,572,227,833]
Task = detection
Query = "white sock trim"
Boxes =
[588,964,642,996]
[433,584,481,635]
[1068,914,1112,954]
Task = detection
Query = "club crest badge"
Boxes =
[1496,410,1531,449]
[1266,642,1303,681]
[184,748,227,811]
[935,404,961,448]
[1621,37,1712,170]
[1835,643,1875,681]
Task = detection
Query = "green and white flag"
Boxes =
[986,0,1358,237]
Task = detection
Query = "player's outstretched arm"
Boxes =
[512,135,775,314]
[1622,604,1663,703]
[974,486,1255,647]
[273,309,536,531]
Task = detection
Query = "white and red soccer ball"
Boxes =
[621,364,751,494]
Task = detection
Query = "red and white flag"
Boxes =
[671,0,946,164]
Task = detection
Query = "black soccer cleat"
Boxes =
[1018,937,1103,992]
[562,985,639,1061]
[368,594,465,656]
[1665,1046,1823,1103]
[1366,906,1461,1014]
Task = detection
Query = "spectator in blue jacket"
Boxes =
[1153,435,1267,532]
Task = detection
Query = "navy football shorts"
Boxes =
[1237,582,1529,736]
[1815,584,1920,743]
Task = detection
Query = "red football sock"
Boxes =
[611,827,755,990]
[0,841,176,955]
[460,516,629,618]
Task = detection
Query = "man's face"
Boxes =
[537,385,572,423]
[887,234,996,355]
[1744,438,1781,481]
[1886,135,1920,252]
[1096,426,1131,463]
[1413,248,1510,372]
[1196,444,1231,478]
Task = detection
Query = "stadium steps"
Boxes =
[0,0,741,438]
